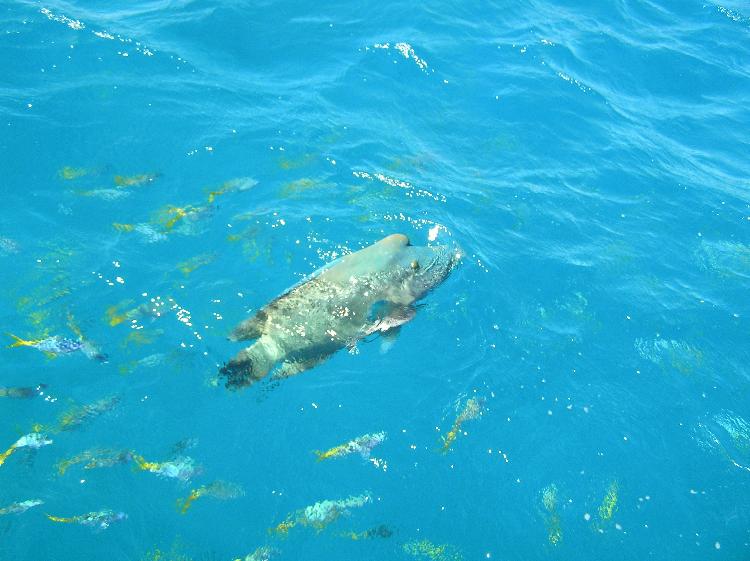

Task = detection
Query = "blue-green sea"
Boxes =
[1,1,749,559]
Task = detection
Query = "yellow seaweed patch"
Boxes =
[177,253,216,276]
[59,166,89,180]
[114,173,159,187]
[403,539,462,561]
[113,223,135,232]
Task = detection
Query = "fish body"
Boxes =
[7,334,107,361]
[0,499,44,516]
[221,234,457,389]
[0,432,53,467]
[0,384,46,399]
[132,454,200,481]
[315,432,386,461]
[47,509,127,530]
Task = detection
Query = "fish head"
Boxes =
[390,240,459,302]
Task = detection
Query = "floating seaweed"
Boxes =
[270,492,371,535]
[0,433,53,467]
[177,480,245,514]
[0,499,44,516]
[314,432,386,462]
[439,396,485,452]
[47,509,127,530]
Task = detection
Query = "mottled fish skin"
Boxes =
[36,337,83,354]
[221,234,458,389]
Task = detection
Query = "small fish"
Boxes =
[7,334,107,362]
[440,397,484,453]
[55,396,120,433]
[156,204,211,232]
[76,189,131,201]
[341,524,394,540]
[0,499,44,516]
[597,480,619,522]
[56,448,132,475]
[0,384,47,399]
[0,432,53,467]
[541,484,563,545]
[206,177,257,203]
[176,480,245,514]
[176,253,216,276]
[403,539,462,561]
[114,172,159,187]
[270,492,371,535]
[58,166,89,180]
[314,432,386,461]
[131,454,201,482]
[47,509,127,530]
[0,236,20,255]
[234,545,279,561]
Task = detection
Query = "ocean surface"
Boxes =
[1,1,749,559]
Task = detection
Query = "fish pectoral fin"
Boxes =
[366,302,417,335]
[379,327,401,354]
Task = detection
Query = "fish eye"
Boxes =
[410,260,420,270]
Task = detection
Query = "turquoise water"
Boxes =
[2,0,750,559]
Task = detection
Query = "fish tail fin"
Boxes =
[219,345,273,391]
[7,334,33,348]
[313,450,325,462]
[0,444,17,466]
[130,453,154,471]
[177,489,201,514]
